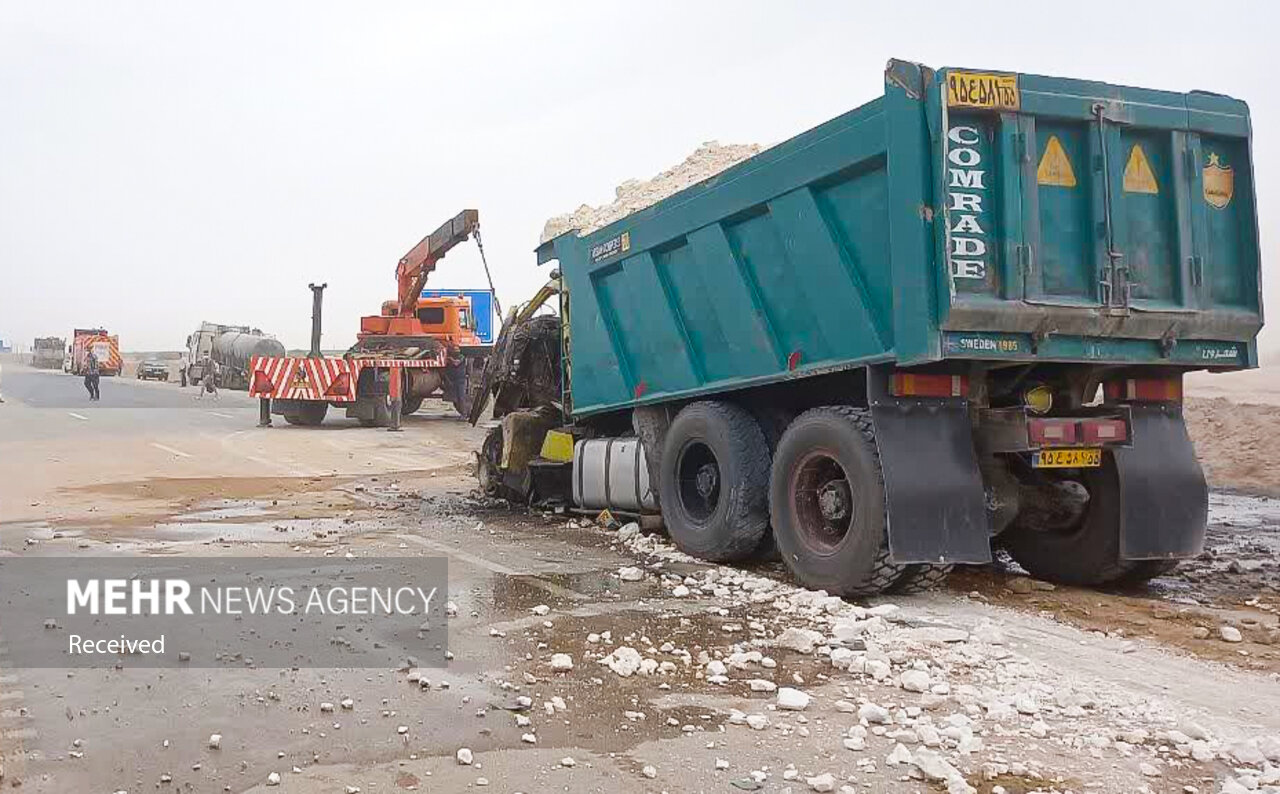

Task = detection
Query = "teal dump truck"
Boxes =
[478,59,1262,596]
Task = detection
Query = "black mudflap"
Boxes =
[1114,404,1207,560]
[870,402,991,564]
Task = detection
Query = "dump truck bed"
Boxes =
[538,60,1262,418]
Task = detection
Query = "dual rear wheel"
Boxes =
[658,402,925,596]
[657,400,1176,594]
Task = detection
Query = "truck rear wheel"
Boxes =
[657,401,770,562]
[889,564,954,594]
[769,406,903,597]
[402,396,424,415]
[1001,454,1169,586]
[357,397,392,427]
[283,402,328,426]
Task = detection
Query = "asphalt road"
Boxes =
[0,359,484,526]
[2,365,224,410]
[1,359,1278,794]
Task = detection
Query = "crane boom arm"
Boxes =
[396,209,480,316]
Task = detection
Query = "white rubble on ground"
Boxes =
[456,747,473,765]
[550,653,574,671]
[617,566,645,582]
[540,142,763,242]
[775,627,825,654]
[603,507,1261,793]
[777,687,811,710]
[598,646,644,677]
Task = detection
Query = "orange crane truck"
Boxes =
[248,210,494,428]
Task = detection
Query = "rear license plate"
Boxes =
[945,71,1020,110]
[1032,448,1102,468]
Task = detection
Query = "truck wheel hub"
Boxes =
[817,480,852,521]
[695,464,719,499]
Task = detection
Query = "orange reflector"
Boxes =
[890,373,968,398]
[323,372,351,398]
[1103,377,1182,403]
[251,370,275,395]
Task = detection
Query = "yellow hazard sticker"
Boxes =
[1122,145,1159,194]
[1036,135,1077,187]
[946,71,1019,110]
[1202,152,1234,208]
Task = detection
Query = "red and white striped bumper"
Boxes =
[248,355,448,402]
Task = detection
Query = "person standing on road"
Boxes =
[84,350,101,401]
[179,353,189,387]
[197,357,219,401]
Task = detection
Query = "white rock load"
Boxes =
[541,142,763,242]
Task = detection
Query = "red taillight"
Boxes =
[1080,418,1128,445]
[890,373,968,398]
[324,372,351,398]
[1104,377,1182,403]
[1028,418,1078,445]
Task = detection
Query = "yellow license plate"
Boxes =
[1032,448,1102,468]
[946,71,1020,110]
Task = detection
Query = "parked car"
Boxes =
[136,361,170,381]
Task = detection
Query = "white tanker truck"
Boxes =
[185,322,285,390]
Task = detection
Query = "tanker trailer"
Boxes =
[211,331,285,390]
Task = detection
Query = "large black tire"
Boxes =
[889,564,954,594]
[657,401,770,562]
[283,402,328,426]
[769,406,904,597]
[1001,453,1172,586]
[1111,559,1180,586]
[357,397,392,428]
[402,396,424,416]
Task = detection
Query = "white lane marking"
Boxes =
[396,535,585,601]
[3,727,38,741]
[68,412,89,421]
[397,534,520,575]
[150,442,192,458]
[209,412,234,419]
[244,455,311,478]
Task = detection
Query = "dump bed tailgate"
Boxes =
[936,68,1261,366]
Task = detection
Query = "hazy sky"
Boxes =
[1,1,1275,355]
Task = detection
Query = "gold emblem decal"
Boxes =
[1202,152,1234,209]
[290,366,309,389]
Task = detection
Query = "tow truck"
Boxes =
[249,210,495,427]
